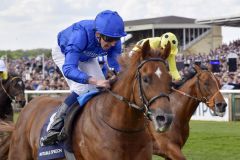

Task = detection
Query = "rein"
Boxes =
[0,76,23,102]
[196,71,221,106]
[171,70,221,106]
[95,94,146,133]
[105,58,170,119]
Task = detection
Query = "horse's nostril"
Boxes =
[156,115,165,122]
[20,101,26,107]
[216,102,227,112]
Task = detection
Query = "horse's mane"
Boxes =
[184,64,208,81]
[175,64,215,89]
[8,72,21,78]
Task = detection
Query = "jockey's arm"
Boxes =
[63,51,90,84]
[62,31,91,84]
[167,54,181,81]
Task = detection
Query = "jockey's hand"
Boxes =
[108,75,118,86]
[172,78,186,88]
[106,69,119,79]
[88,77,110,89]
[172,79,181,83]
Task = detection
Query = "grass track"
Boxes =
[153,121,240,160]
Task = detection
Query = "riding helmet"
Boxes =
[160,32,178,56]
[95,10,127,38]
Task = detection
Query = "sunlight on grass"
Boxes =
[153,121,240,160]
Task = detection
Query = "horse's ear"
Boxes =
[141,39,151,60]
[161,41,171,60]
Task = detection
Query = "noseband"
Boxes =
[172,70,220,106]
[106,58,170,119]
[0,76,24,103]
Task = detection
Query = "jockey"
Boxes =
[0,59,8,80]
[131,32,181,81]
[42,10,127,145]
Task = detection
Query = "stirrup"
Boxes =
[58,127,67,142]
[41,131,59,146]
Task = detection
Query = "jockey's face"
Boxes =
[96,32,118,51]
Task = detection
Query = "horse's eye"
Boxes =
[142,76,151,84]
[204,81,209,86]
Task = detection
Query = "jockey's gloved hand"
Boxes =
[172,66,197,89]
[172,78,186,89]
[109,68,120,76]
[88,77,110,89]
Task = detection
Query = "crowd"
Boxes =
[7,56,69,90]
[3,39,240,90]
[175,39,240,89]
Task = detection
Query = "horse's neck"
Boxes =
[172,80,200,124]
[98,73,146,131]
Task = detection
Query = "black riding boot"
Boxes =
[42,103,69,146]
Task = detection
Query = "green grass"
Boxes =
[153,121,240,160]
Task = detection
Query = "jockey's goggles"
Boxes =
[100,34,120,42]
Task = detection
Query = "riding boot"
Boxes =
[42,102,69,145]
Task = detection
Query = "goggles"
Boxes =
[100,34,120,42]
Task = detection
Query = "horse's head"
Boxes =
[120,40,173,132]
[186,64,227,116]
[1,75,26,107]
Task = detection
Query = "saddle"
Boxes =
[38,90,101,159]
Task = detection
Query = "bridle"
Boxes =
[0,76,24,103]
[172,70,221,107]
[106,58,170,119]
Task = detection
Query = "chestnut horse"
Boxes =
[149,65,227,160]
[7,40,173,160]
[0,74,26,121]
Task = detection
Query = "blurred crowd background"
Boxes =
[2,39,240,90]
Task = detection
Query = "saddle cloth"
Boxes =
[38,90,100,160]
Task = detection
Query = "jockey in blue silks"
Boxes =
[42,10,127,145]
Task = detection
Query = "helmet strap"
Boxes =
[95,32,102,43]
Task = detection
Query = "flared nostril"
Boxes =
[156,115,166,123]
[20,101,26,107]
[216,102,227,112]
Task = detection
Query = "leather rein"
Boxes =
[105,58,170,119]
[172,70,220,107]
